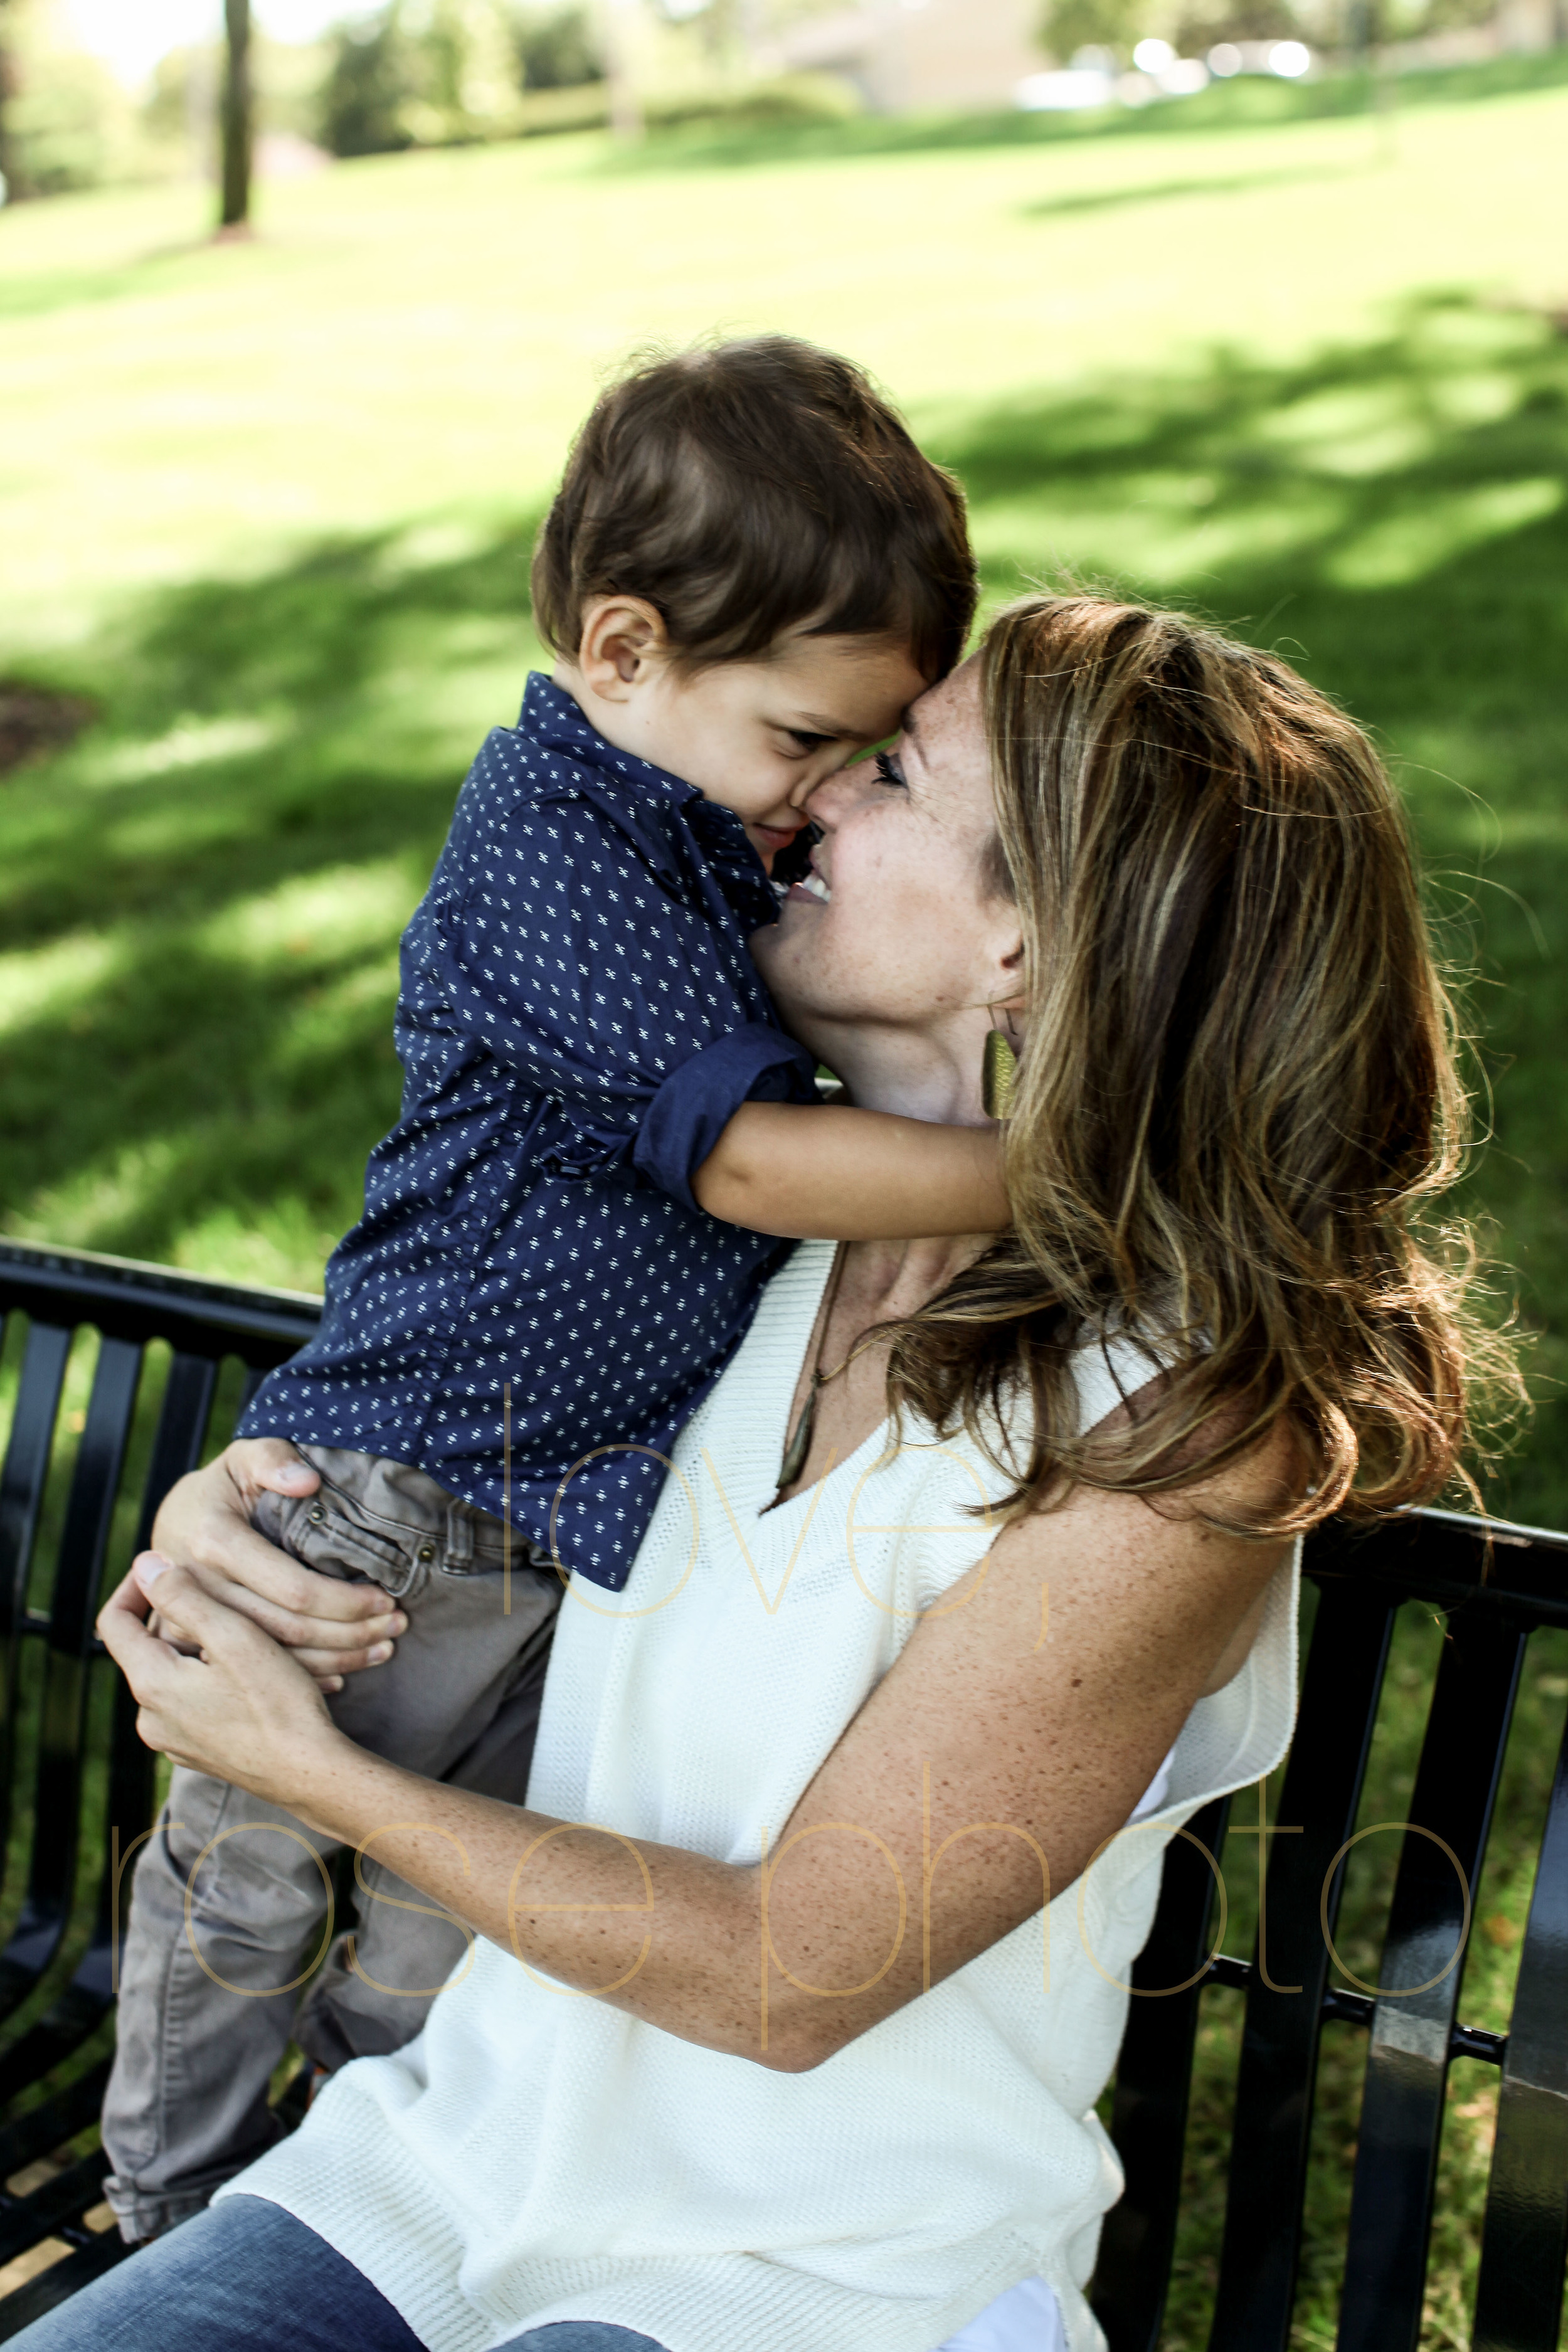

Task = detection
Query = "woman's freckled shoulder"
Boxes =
[1184,1413,1308,1525]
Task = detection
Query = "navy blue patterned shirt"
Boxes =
[241,675,815,1590]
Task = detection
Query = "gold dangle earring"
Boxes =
[982,1014,1019,1123]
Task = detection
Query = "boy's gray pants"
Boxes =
[102,1446,561,2243]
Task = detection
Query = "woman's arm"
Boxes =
[102,1434,1291,2074]
[692,1101,1009,1239]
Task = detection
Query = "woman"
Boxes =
[53,595,1496,2352]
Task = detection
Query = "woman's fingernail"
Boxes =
[368,1643,393,1666]
[325,1677,344,1694]
[133,1552,172,1595]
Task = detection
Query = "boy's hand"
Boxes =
[147,1438,406,1690]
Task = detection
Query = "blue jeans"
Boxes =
[9,2196,670,2351]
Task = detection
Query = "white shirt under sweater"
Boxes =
[228,1241,1301,2352]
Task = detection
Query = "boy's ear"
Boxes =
[576,596,670,703]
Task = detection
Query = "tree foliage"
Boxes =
[319,8,417,155]
[0,0,132,198]
[1037,0,1144,61]
[517,4,602,86]
[0,0,16,198]
[317,1,601,159]
[1039,0,1498,60]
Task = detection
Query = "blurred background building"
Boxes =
[765,0,1042,114]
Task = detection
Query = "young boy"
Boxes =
[103,336,1004,2241]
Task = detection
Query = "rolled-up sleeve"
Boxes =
[632,1025,819,1215]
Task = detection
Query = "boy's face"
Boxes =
[561,604,929,871]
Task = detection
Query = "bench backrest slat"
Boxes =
[0,1321,72,1838]
[0,1321,72,1639]
[132,1352,221,1559]
[92,1351,222,1973]
[0,1336,144,2035]
[1472,1701,1568,2352]
[1093,1790,1235,2352]
[1207,1579,1397,2349]
[1335,1608,1526,2352]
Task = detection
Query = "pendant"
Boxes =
[777,1386,817,1491]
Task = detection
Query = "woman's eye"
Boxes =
[786,729,830,754]
[874,750,908,789]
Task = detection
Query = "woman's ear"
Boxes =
[992,936,1027,1024]
[576,596,670,704]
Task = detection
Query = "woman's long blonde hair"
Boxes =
[886,593,1520,1538]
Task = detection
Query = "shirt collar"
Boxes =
[519,674,772,920]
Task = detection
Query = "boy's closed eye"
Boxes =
[783,729,908,770]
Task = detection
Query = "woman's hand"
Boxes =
[98,1556,349,1819]
[150,1439,406,1690]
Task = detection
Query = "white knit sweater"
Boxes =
[229,1241,1300,2352]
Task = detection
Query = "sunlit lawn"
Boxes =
[3,58,1568,2348]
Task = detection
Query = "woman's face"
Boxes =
[751,656,1024,1108]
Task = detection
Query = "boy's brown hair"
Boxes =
[531,337,977,681]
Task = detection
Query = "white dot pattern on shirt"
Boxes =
[241,676,795,1592]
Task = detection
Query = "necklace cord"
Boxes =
[812,1242,886,1391]
[776,1243,884,1491]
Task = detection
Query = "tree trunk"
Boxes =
[219,0,252,231]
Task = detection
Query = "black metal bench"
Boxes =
[1099,1502,1568,2351]
[0,1238,320,2334]
[0,1233,1564,2348]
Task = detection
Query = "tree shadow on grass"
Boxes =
[0,268,149,326]
[926,289,1568,1515]
[0,510,546,1288]
[2,287,1565,1512]
[1,308,1564,2352]
[931,289,1565,778]
[1016,160,1352,220]
[0,236,253,327]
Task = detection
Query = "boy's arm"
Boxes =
[691,1101,1009,1241]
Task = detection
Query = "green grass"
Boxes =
[2,59,1567,2344]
